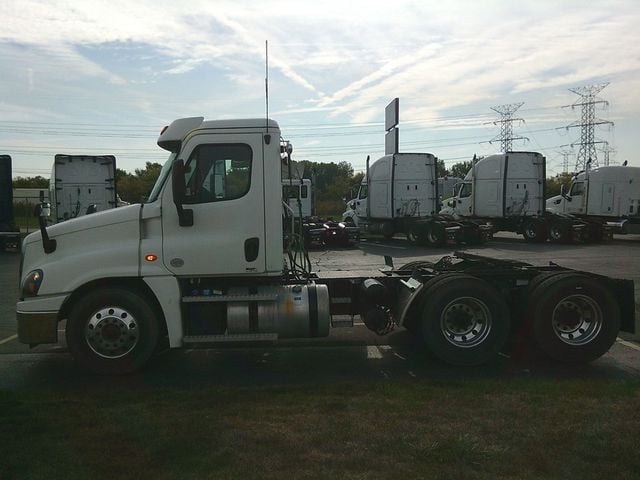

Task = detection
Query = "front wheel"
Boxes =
[66,288,160,374]
[420,275,510,366]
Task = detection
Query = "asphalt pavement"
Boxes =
[1,232,639,389]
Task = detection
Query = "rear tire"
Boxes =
[406,226,424,245]
[548,221,571,243]
[522,220,548,243]
[529,274,620,363]
[66,288,160,374]
[420,275,510,366]
[425,223,446,246]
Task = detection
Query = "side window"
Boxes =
[358,185,368,199]
[570,182,584,196]
[301,185,308,198]
[283,185,298,199]
[459,183,472,198]
[183,144,252,204]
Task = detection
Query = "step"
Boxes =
[183,333,278,344]
[182,294,278,303]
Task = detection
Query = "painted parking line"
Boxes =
[0,334,17,346]
[616,337,640,352]
[367,345,384,359]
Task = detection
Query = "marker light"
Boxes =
[145,254,158,262]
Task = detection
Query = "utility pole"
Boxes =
[564,83,613,171]
[489,103,528,152]
[602,142,616,166]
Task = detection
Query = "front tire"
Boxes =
[420,275,510,366]
[66,288,160,374]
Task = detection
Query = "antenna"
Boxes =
[265,40,269,133]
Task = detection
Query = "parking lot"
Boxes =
[1,232,640,389]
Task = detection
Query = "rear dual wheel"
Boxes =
[527,274,619,363]
[420,275,510,366]
[522,220,548,243]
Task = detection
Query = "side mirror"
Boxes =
[86,204,98,215]
[171,159,193,227]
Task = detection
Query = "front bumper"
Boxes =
[16,294,68,346]
[17,310,58,346]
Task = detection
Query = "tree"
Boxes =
[12,176,49,188]
[116,162,163,202]
[449,161,473,179]
[545,173,573,199]
[437,159,449,176]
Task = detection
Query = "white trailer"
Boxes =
[343,153,491,245]
[546,165,640,235]
[49,154,118,223]
[442,152,609,243]
[17,117,635,374]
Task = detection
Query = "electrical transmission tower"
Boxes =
[556,149,574,174]
[489,103,528,152]
[564,83,613,171]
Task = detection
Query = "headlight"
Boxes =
[21,270,44,298]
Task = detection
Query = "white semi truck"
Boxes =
[546,165,640,235]
[441,152,610,243]
[49,154,118,223]
[17,117,635,374]
[342,154,492,245]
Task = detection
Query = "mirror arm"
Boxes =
[34,203,56,254]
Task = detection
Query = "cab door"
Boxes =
[565,181,586,215]
[161,133,266,276]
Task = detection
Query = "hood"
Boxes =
[25,204,142,245]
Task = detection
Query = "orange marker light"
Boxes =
[145,254,158,262]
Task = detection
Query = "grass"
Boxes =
[1,379,639,479]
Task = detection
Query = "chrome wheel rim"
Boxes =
[552,294,603,345]
[85,306,139,358]
[440,297,492,348]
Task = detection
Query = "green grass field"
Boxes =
[2,379,639,479]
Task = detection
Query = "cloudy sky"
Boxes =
[1,0,638,178]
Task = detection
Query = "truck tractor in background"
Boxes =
[283,177,359,248]
[49,154,118,223]
[0,155,21,252]
[441,152,611,243]
[546,165,640,236]
[342,153,492,245]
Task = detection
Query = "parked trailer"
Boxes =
[17,117,635,374]
[0,155,21,252]
[50,154,118,223]
[441,152,610,243]
[343,153,492,246]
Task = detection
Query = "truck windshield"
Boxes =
[147,152,177,203]
[570,182,585,196]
